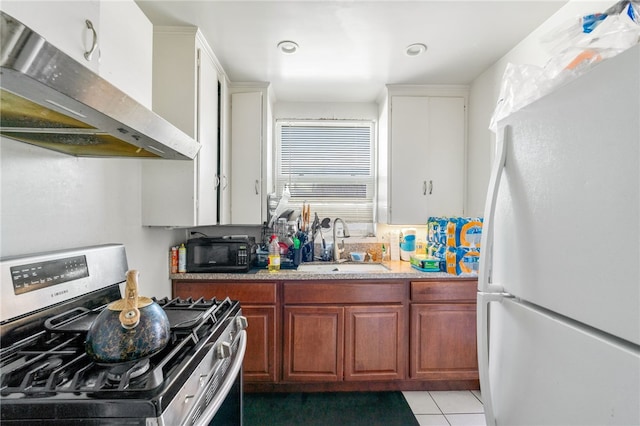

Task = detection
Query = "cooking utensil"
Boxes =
[85,270,170,363]
[320,217,331,229]
[301,203,311,231]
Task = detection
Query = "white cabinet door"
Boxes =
[2,0,100,71]
[2,1,152,107]
[390,96,429,224]
[195,47,220,225]
[427,97,465,216]
[230,91,263,225]
[141,28,219,227]
[99,0,152,108]
[388,96,465,224]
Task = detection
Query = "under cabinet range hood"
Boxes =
[0,12,200,160]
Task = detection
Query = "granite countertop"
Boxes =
[170,260,477,281]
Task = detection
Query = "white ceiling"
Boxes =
[136,1,569,102]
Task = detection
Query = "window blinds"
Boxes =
[276,121,375,224]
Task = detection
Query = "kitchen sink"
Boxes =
[296,262,391,273]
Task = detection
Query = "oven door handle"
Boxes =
[192,329,247,426]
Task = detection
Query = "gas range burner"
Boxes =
[105,359,150,382]
[28,356,64,383]
[1,244,247,425]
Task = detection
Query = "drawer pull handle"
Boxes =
[84,20,98,61]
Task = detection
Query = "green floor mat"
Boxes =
[243,391,419,426]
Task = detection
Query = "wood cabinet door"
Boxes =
[344,305,405,381]
[242,306,277,382]
[172,282,278,383]
[410,304,478,380]
[283,306,344,382]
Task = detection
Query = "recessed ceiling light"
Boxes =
[405,43,427,57]
[277,40,299,55]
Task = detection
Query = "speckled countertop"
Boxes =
[170,260,477,281]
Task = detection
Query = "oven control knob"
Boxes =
[217,341,232,359]
[236,316,248,330]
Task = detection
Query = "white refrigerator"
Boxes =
[478,44,640,425]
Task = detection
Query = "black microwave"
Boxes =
[186,237,254,273]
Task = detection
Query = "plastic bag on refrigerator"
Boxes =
[489,1,640,132]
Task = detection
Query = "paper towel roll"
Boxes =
[390,232,400,261]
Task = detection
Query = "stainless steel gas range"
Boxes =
[0,244,247,425]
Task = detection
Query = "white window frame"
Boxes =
[274,119,376,236]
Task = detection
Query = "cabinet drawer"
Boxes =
[173,281,277,304]
[411,280,476,303]
[284,281,405,304]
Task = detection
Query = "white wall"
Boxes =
[273,101,378,121]
[0,138,184,298]
[467,0,612,215]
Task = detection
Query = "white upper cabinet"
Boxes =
[1,0,152,107]
[141,27,223,227]
[229,89,268,225]
[98,1,152,108]
[379,88,467,224]
[1,1,101,71]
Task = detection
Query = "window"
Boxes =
[275,120,376,235]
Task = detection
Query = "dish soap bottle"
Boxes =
[268,235,281,272]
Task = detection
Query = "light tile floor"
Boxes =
[402,390,486,426]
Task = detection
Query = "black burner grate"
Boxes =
[0,297,238,397]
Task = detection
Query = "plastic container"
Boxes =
[293,236,302,266]
[381,244,388,262]
[178,243,186,273]
[170,246,178,274]
[390,232,400,261]
[350,252,366,262]
[268,235,281,272]
[399,228,416,261]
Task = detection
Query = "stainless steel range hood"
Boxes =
[0,12,200,160]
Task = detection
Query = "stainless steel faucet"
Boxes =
[332,218,350,262]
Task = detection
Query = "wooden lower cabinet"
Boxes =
[410,304,478,380]
[242,305,277,382]
[344,306,405,381]
[410,280,478,381]
[171,278,478,390]
[283,306,344,382]
[283,304,405,382]
[172,281,278,383]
